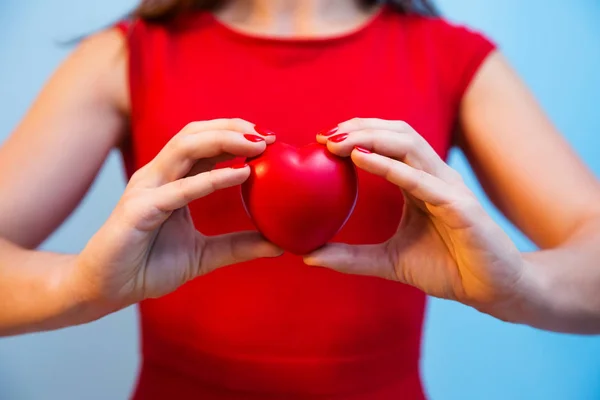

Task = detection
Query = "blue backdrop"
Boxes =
[1,1,599,399]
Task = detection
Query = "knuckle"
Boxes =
[406,169,427,191]
[118,191,149,223]
[204,170,220,191]
[227,118,250,131]
[413,167,429,182]
[390,120,413,133]
[404,175,422,194]
[350,117,365,128]
[403,135,419,150]
[120,190,137,206]
[128,167,147,186]
[182,121,203,134]
[230,117,246,125]
[407,137,431,161]
[454,195,482,216]
[203,131,223,151]
[174,178,194,204]
[397,120,412,131]
[169,134,191,155]
[383,159,399,180]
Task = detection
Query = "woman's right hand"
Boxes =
[71,118,281,316]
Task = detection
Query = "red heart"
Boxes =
[241,142,358,255]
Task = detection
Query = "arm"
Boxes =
[306,50,600,335]
[458,51,600,333]
[0,28,280,337]
[0,28,129,335]
[0,239,93,335]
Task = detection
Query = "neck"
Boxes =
[217,0,381,38]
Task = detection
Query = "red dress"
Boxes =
[117,6,495,399]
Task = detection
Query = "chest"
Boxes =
[129,34,455,242]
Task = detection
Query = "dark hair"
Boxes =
[132,0,438,22]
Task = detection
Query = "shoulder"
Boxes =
[387,12,498,103]
[74,27,127,62]
[60,28,128,113]
[384,11,495,51]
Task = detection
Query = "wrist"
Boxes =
[475,254,550,326]
[66,255,124,324]
[45,255,102,327]
[0,243,114,336]
[482,251,597,333]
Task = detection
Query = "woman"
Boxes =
[1,0,599,398]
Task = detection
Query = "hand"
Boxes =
[72,119,282,316]
[305,118,525,313]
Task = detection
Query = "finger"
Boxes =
[200,231,283,274]
[325,129,416,158]
[181,119,277,145]
[351,149,456,206]
[303,242,397,281]
[325,129,449,178]
[153,165,250,212]
[148,130,268,186]
[336,118,412,134]
[315,119,410,144]
[185,153,236,177]
[181,118,256,135]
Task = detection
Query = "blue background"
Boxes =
[0,0,599,399]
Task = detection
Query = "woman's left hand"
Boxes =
[305,118,527,314]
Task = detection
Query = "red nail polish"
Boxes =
[354,146,371,154]
[231,163,249,169]
[318,126,339,137]
[244,134,265,143]
[254,125,276,136]
[328,133,348,143]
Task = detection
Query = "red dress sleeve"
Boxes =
[433,18,497,102]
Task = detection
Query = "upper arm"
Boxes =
[0,28,129,248]
[458,51,600,248]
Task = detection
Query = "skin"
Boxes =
[305,55,600,333]
[0,0,599,337]
[0,30,282,335]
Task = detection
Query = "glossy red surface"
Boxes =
[242,142,358,254]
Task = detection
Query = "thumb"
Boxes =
[200,231,283,274]
[303,243,397,281]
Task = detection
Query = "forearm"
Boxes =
[0,238,97,336]
[498,217,600,334]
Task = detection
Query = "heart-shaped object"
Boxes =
[241,142,358,255]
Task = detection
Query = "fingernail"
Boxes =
[354,146,371,154]
[244,134,265,143]
[318,126,339,137]
[328,133,348,143]
[254,125,276,136]
[231,163,249,169]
